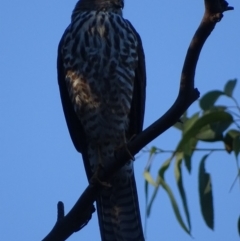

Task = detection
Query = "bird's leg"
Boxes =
[91,166,112,188]
[125,134,135,161]
[114,134,135,161]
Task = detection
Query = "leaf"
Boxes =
[174,121,184,131]
[146,158,171,217]
[210,119,232,134]
[223,129,240,153]
[158,158,171,178]
[209,105,227,112]
[177,111,233,152]
[143,171,157,187]
[196,128,223,142]
[144,146,157,217]
[157,157,191,235]
[174,112,189,131]
[145,146,157,193]
[199,91,224,111]
[233,136,240,160]
[175,153,191,231]
[146,179,160,217]
[158,175,191,235]
[226,129,240,139]
[199,154,214,230]
[183,138,198,173]
[196,108,232,142]
[224,79,237,97]
[183,112,199,134]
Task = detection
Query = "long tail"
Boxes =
[96,164,144,241]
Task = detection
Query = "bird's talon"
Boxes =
[115,143,135,161]
[91,165,112,188]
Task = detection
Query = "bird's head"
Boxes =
[72,0,124,20]
[73,0,124,12]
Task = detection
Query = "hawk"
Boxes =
[57,0,146,240]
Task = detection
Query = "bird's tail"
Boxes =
[96,164,144,241]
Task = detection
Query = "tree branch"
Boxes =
[42,0,233,240]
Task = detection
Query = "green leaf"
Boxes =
[144,146,158,218]
[209,105,227,112]
[175,153,191,231]
[210,119,232,134]
[196,128,223,142]
[146,158,171,217]
[143,171,157,187]
[174,121,184,131]
[157,158,191,235]
[224,79,237,97]
[158,176,191,235]
[183,112,199,134]
[174,112,189,131]
[233,136,240,160]
[146,179,160,217]
[158,158,171,178]
[199,91,224,111]
[145,146,157,190]
[195,109,232,142]
[183,138,198,173]
[177,111,233,152]
[199,154,214,230]
[223,129,240,153]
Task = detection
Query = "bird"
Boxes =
[57,0,146,240]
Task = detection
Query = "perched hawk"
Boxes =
[57,0,146,240]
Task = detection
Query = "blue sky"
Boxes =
[1,0,240,240]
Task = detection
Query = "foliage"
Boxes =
[144,79,240,236]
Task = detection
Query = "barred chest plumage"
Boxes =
[61,10,138,145]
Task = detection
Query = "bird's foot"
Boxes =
[115,142,135,161]
[91,164,112,188]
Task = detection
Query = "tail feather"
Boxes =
[96,166,144,241]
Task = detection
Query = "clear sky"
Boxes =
[1,0,240,240]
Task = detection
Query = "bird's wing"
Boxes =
[57,29,92,179]
[126,20,146,139]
